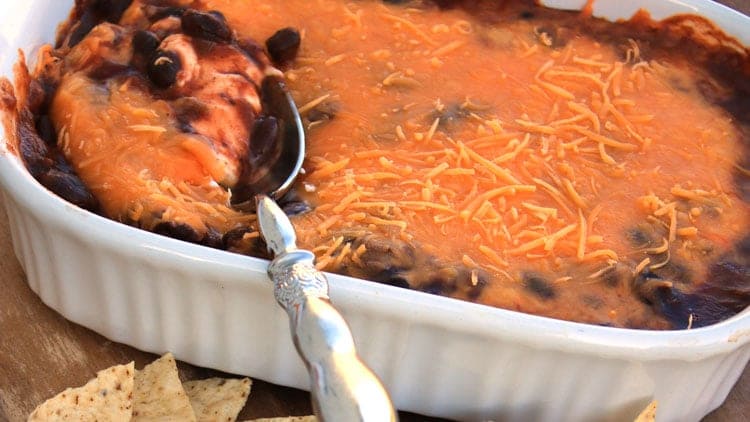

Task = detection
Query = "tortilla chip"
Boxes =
[132,353,196,421]
[634,400,658,422]
[183,377,252,422]
[246,417,317,422]
[27,362,135,421]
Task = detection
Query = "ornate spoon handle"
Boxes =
[258,195,397,422]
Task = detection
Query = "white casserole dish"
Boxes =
[1,0,749,420]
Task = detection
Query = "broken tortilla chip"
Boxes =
[132,353,196,421]
[246,417,317,422]
[184,377,252,422]
[27,362,135,421]
[634,400,658,422]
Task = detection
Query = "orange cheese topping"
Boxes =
[206,0,748,327]
[24,0,748,329]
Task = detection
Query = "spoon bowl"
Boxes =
[230,75,305,208]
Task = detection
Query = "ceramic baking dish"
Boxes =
[1,1,749,421]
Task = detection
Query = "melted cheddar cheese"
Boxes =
[8,0,748,329]
[214,0,749,328]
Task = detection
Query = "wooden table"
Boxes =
[2,1,750,420]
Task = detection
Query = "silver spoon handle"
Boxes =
[269,251,397,422]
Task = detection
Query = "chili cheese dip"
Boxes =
[2,0,749,330]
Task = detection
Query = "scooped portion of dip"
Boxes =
[2,0,749,330]
[47,3,281,241]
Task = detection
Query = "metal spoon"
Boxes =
[233,75,397,422]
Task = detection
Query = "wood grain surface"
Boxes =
[1,1,749,421]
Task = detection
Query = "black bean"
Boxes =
[176,121,196,134]
[583,295,604,309]
[67,9,98,48]
[601,264,629,288]
[35,115,56,146]
[431,103,470,129]
[38,169,98,211]
[461,268,488,300]
[223,227,250,245]
[422,278,455,296]
[651,285,710,329]
[534,25,570,49]
[523,273,556,300]
[383,275,412,289]
[632,270,729,329]
[222,227,269,256]
[202,227,224,249]
[236,100,260,137]
[88,61,131,80]
[653,261,693,285]
[266,28,301,65]
[355,237,416,284]
[25,80,48,114]
[146,6,186,22]
[132,30,161,59]
[52,153,76,174]
[632,272,656,303]
[362,236,416,267]
[23,77,58,115]
[282,200,312,216]
[18,121,52,177]
[638,269,663,282]
[419,267,468,296]
[249,115,279,161]
[230,115,281,207]
[92,0,133,23]
[276,188,313,216]
[38,78,59,112]
[438,266,462,286]
[147,50,181,88]
[519,10,535,20]
[431,0,459,10]
[181,10,232,44]
[703,261,750,303]
[224,229,270,258]
[605,271,623,288]
[388,277,411,289]
[368,265,412,289]
[307,102,339,123]
[63,1,130,47]
[626,226,651,247]
[152,221,202,243]
[723,93,750,126]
